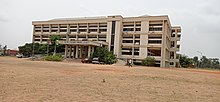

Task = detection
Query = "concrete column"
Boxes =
[75,46,78,58]
[80,46,83,58]
[64,45,68,58]
[71,47,74,58]
[40,35,43,43]
[132,47,134,58]
[49,24,51,33]
[66,34,69,43]
[73,47,75,58]
[92,46,95,53]
[69,46,72,58]
[88,46,91,57]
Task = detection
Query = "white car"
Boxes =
[92,58,104,64]
[16,54,24,58]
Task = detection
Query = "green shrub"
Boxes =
[44,54,63,61]
[141,57,156,66]
[104,52,117,64]
[90,47,117,64]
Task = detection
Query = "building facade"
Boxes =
[32,15,181,67]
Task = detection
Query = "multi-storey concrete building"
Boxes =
[32,15,181,67]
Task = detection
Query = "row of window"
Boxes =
[35,29,107,33]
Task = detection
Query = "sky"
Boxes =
[0,0,220,58]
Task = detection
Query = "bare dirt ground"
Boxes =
[0,56,220,102]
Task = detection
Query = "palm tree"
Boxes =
[49,35,61,55]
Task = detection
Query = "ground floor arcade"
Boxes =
[64,45,96,59]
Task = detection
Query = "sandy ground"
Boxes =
[0,57,220,102]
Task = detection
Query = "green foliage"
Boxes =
[18,43,33,56]
[90,47,117,64]
[179,54,220,69]
[49,35,61,44]
[49,35,62,55]
[44,54,63,61]
[199,56,220,69]
[104,52,117,64]
[179,55,193,68]
[18,43,64,56]
[141,57,156,66]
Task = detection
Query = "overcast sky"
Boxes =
[0,0,219,58]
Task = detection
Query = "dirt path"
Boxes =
[0,57,220,102]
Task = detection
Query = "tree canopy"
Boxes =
[179,54,220,69]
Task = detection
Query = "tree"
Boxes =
[90,47,117,64]
[179,55,193,68]
[141,57,156,66]
[200,56,211,68]
[192,56,199,67]
[210,58,220,69]
[104,51,117,64]
[18,43,32,56]
[49,35,61,55]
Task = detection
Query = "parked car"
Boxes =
[92,58,104,64]
[16,54,24,58]
[81,58,92,63]
[92,58,99,64]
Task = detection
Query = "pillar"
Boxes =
[40,35,42,43]
[69,46,72,58]
[75,46,78,58]
[80,46,82,58]
[64,45,68,58]
[88,46,91,57]
[92,46,95,53]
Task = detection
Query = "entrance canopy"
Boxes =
[60,41,108,46]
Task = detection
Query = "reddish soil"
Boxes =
[0,57,220,102]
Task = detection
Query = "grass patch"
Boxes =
[44,54,63,61]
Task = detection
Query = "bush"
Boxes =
[44,54,63,61]
[90,47,117,64]
[141,57,156,66]
[104,52,117,64]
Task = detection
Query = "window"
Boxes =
[171,41,175,47]
[135,28,141,31]
[123,28,134,31]
[89,29,97,32]
[149,27,162,31]
[122,40,133,43]
[35,30,41,32]
[170,62,174,65]
[134,48,139,55]
[70,29,77,32]
[60,29,67,32]
[148,36,162,39]
[148,48,161,56]
[34,39,40,41]
[35,26,41,29]
[177,45,180,48]
[43,30,49,32]
[148,40,162,44]
[79,29,87,32]
[170,52,174,59]
[99,29,107,32]
[110,21,116,51]
[51,30,58,32]
[149,24,163,26]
